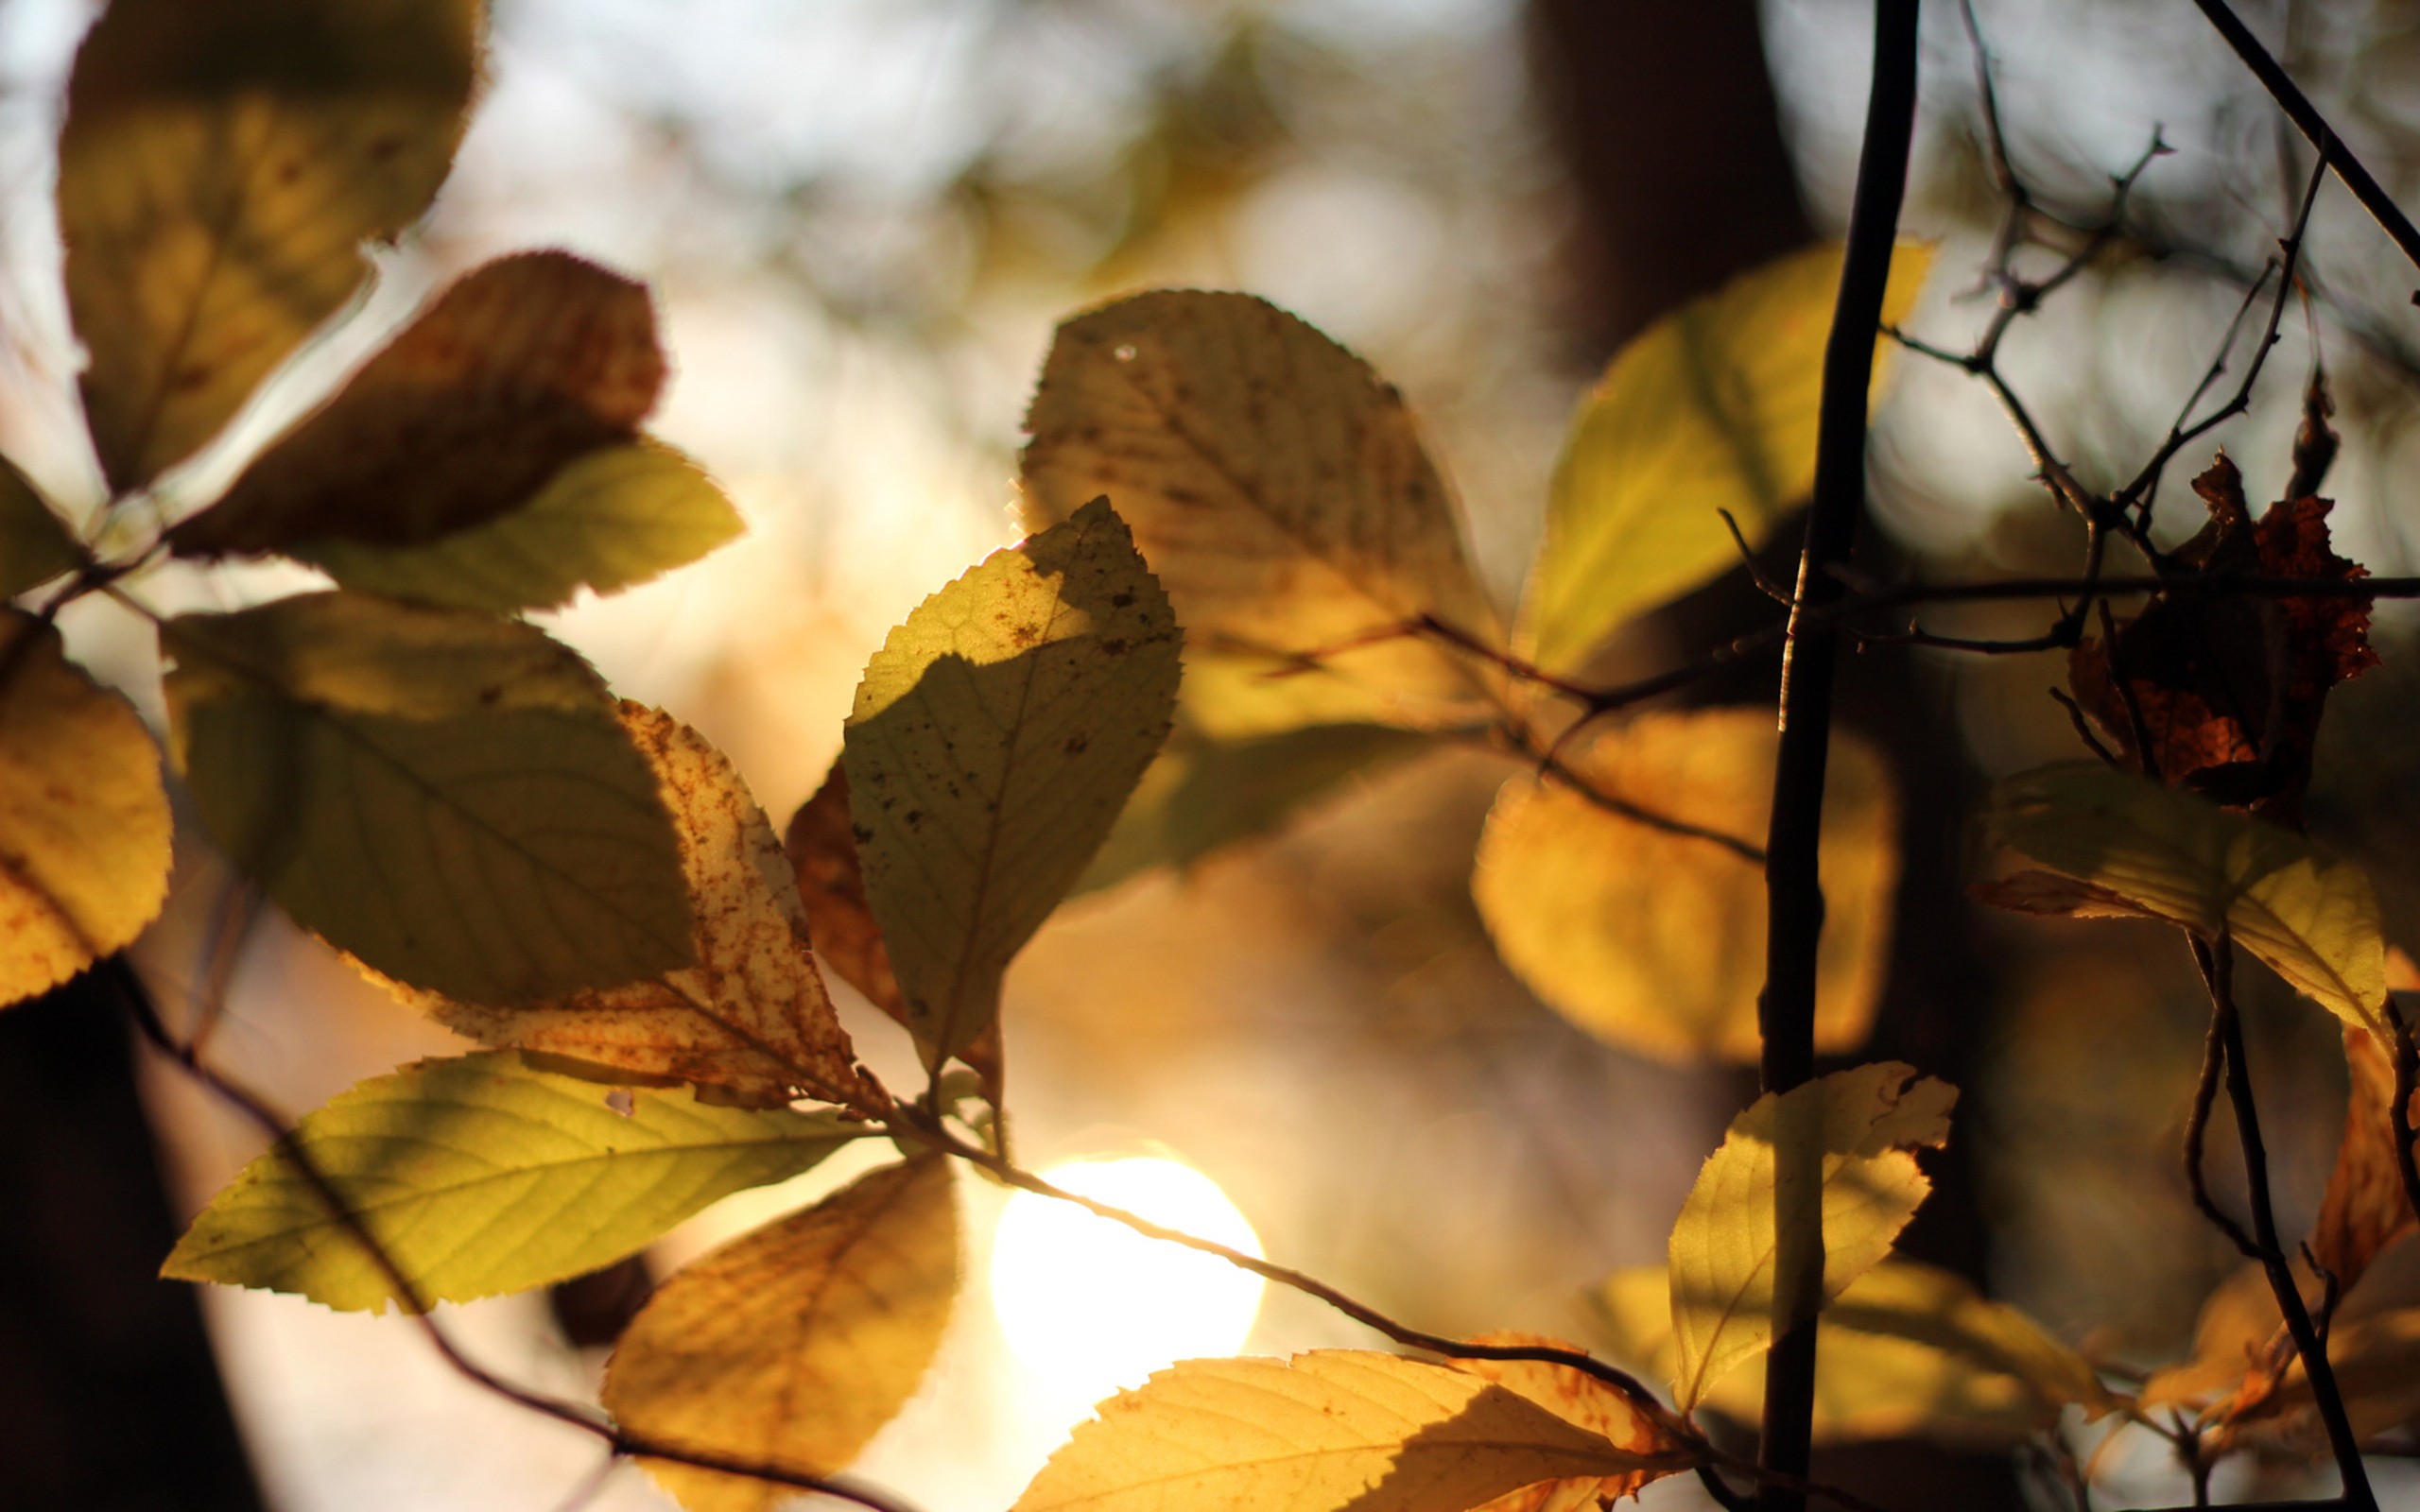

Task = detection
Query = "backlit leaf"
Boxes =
[0,611,171,1006]
[59,0,481,490]
[1020,290,1500,734]
[605,1158,959,1512]
[162,1050,861,1313]
[845,497,1180,1068]
[172,251,667,558]
[290,441,741,613]
[2310,1025,2418,1297]
[1011,1350,1679,1512]
[1525,242,1930,673]
[1979,762,2388,1032]
[1472,710,1895,1062]
[782,761,907,1024]
[1668,1062,1956,1410]
[0,457,81,600]
[1452,1332,1685,1510]
[162,591,692,1004]
[414,705,874,1110]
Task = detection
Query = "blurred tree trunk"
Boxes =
[1525,6,2021,1507]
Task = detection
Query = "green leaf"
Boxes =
[1668,1062,1956,1410]
[285,441,742,612]
[59,0,482,490]
[1076,721,1432,896]
[1525,242,1932,673]
[0,458,82,600]
[606,1159,959,1512]
[845,497,1181,1068]
[1020,289,1501,734]
[162,1051,860,1313]
[1472,710,1896,1062]
[0,611,171,1006]
[171,251,668,559]
[162,590,693,1004]
[1979,761,2389,1032]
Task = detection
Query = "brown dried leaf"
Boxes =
[781,761,905,1025]
[2310,1026,2418,1297]
[1454,1332,1685,1510]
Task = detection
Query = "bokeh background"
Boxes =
[9,1,2420,1508]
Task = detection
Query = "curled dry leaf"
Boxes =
[1452,1332,1686,1511]
[412,704,875,1110]
[605,1158,959,1512]
[2310,1025,2419,1297]
[781,760,906,1025]
[1668,1062,1957,1410]
[0,611,172,1006]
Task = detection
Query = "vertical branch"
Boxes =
[1755,3,1921,1507]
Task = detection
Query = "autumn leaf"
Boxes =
[0,457,82,600]
[1011,1350,1681,1512]
[1979,762,2388,1033]
[1668,1063,1956,1410]
[171,251,671,560]
[59,0,481,490]
[1019,290,1500,735]
[782,760,907,1025]
[0,611,171,1006]
[2310,1025,2419,1297]
[163,590,693,1005]
[1472,710,1896,1062]
[1524,242,1931,673]
[605,1158,959,1512]
[162,1050,862,1313]
[410,704,874,1110]
[1452,1332,1686,1510]
[845,497,1181,1069]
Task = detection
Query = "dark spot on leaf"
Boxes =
[1063,734,1088,756]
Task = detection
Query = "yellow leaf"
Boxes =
[163,590,692,1005]
[1471,710,1896,1062]
[59,0,481,490]
[1452,1332,1686,1510]
[604,1158,959,1512]
[0,612,171,1005]
[1525,242,1931,673]
[172,251,666,558]
[0,457,82,600]
[845,497,1181,1068]
[1011,1349,1676,1512]
[1019,290,1500,734]
[1668,1062,1956,1410]
[409,704,873,1110]
[1979,762,2388,1032]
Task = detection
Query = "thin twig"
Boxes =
[2186,993,2261,1263]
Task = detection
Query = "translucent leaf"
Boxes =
[162,1050,860,1313]
[0,612,171,1006]
[845,497,1180,1067]
[172,251,667,558]
[1011,1350,1677,1512]
[290,441,741,612]
[162,591,692,1004]
[1599,1259,2115,1446]
[1979,761,2388,1032]
[1525,242,1931,673]
[781,761,907,1025]
[0,457,81,600]
[1668,1062,1956,1410]
[59,0,481,490]
[604,1158,959,1512]
[412,705,874,1110]
[1472,710,1895,1062]
[1077,721,1432,896]
[1020,290,1500,734]
[2311,1026,2418,1298]
[1453,1332,1685,1511]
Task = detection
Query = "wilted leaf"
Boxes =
[0,458,81,600]
[417,705,873,1110]
[172,251,667,558]
[0,612,171,1005]
[163,1050,860,1312]
[162,590,692,1004]
[289,441,741,613]
[59,0,481,490]
[1668,1062,1956,1409]
[1525,242,1931,673]
[846,497,1180,1067]
[783,761,906,1024]
[1979,762,2388,1032]
[1011,1349,1679,1512]
[1472,710,1895,1062]
[1020,290,1499,734]
[1077,721,1432,896]
[2310,1026,2419,1297]
[1453,1332,1685,1511]
[605,1158,958,1512]
[1598,1260,2113,1446]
